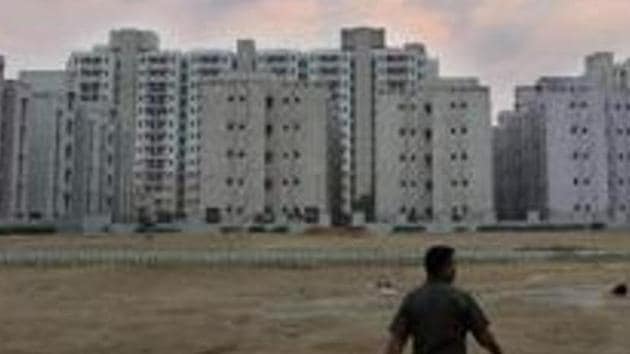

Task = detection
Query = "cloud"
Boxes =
[2,0,630,116]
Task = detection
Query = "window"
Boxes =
[424,103,433,115]
[266,96,274,109]
[425,154,433,167]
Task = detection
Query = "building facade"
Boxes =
[19,71,66,221]
[0,27,497,231]
[375,78,495,230]
[0,59,31,221]
[496,52,630,225]
[199,74,330,228]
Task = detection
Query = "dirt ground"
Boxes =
[2,229,630,252]
[0,262,629,353]
[1,231,630,353]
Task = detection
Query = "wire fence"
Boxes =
[0,248,629,268]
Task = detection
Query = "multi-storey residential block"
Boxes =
[198,42,331,228]
[0,27,498,231]
[340,28,443,223]
[19,71,66,221]
[183,50,235,219]
[304,50,352,221]
[67,29,159,223]
[375,78,495,230]
[0,58,31,221]
[134,51,184,222]
[496,52,630,226]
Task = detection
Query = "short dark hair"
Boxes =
[424,246,455,276]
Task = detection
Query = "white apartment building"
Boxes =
[183,50,235,218]
[305,50,353,220]
[67,29,159,223]
[0,27,498,231]
[134,51,183,222]
[496,52,630,225]
[375,78,495,230]
[0,58,31,221]
[19,71,66,221]
[199,73,330,228]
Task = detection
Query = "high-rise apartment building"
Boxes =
[375,78,495,230]
[0,27,497,231]
[19,71,66,221]
[496,52,630,225]
[67,29,159,223]
[0,58,31,221]
[198,42,331,228]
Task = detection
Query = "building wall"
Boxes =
[183,50,235,219]
[109,29,160,223]
[134,51,183,221]
[375,78,495,228]
[21,75,66,220]
[0,80,31,221]
[496,52,630,225]
[199,75,330,226]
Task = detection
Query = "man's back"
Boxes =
[389,281,489,354]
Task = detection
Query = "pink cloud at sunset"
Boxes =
[3,0,630,114]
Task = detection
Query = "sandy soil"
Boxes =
[1,230,630,252]
[1,261,629,353]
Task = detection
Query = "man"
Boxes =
[383,246,503,354]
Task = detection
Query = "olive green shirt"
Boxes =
[389,281,489,354]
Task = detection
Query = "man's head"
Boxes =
[424,245,456,283]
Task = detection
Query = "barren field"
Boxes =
[1,231,630,353]
[2,229,630,252]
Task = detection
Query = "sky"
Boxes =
[2,0,630,117]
